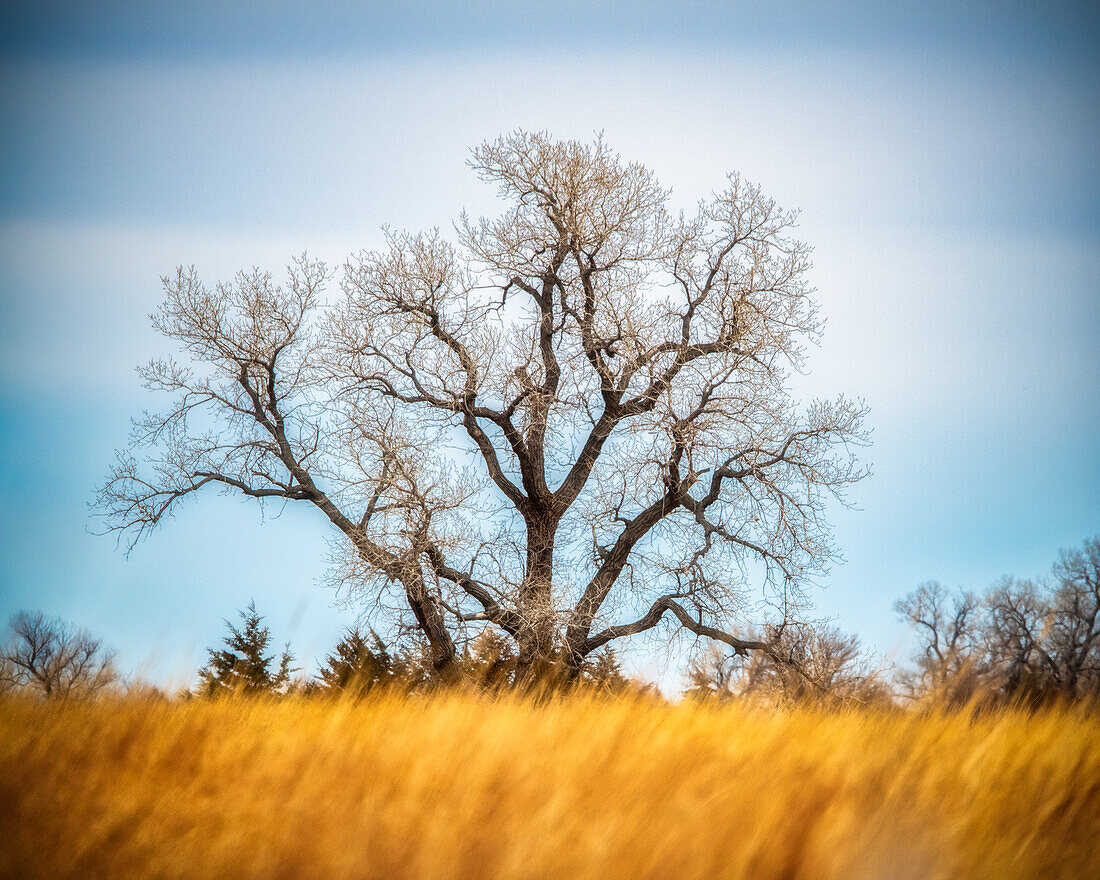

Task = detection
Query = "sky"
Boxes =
[1,1,1097,689]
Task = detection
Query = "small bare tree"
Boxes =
[984,543,1100,702]
[0,611,118,699]
[894,581,983,703]
[98,131,868,683]
[685,621,889,706]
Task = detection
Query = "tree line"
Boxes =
[187,600,643,699]
[3,535,1096,706]
[684,536,1100,708]
[893,536,1100,706]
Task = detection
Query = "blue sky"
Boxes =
[1,1,1097,687]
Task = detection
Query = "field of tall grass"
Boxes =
[2,694,1098,880]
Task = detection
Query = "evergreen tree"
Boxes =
[196,600,296,696]
[462,629,518,690]
[316,627,395,695]
[582,647,634,694]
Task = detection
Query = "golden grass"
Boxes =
[1,694,1098,880]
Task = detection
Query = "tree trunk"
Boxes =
[347,534,458,675]
[515,515,558,683]
[404,579,459,674]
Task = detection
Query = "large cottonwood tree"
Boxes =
[99,131,867,680]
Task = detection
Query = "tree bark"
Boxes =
[516,513,559,681]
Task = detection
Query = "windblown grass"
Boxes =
[1,694,1097,879]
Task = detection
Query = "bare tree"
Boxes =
[983,576,1057,701]
[897,537,1100,705]
[98,131,868,683]
[685,621,890,706]
[984,542,1100,702]
[894,581,983,703]
[0,611,118,699]
[1047,537,1100,698]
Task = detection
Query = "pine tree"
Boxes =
[316,627,395,695]
[196,600,296,696]
[582,647,632,693]
[463,629,518,690]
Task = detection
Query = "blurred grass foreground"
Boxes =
[2,694,1098,880]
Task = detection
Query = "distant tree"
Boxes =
[983,543,1100,703]
[1047,537,1100,697]
[0,611,118,699]
[894,581,983,704]
[983,576,1057,703]
[118,678,170,701]
[897,537,1100,705]
[684,643,742,701]
[0,656,16,695]
[685,621,889,706]
[196,600,296,696]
